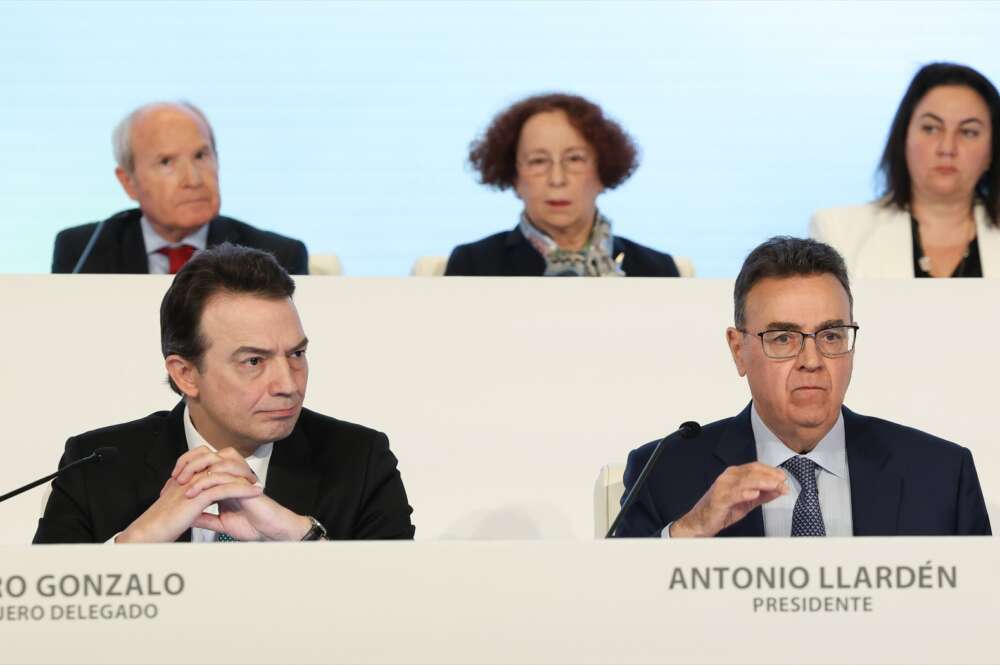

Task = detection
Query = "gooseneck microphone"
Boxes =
[0,446,120,505]
[606,422,701,538]
[71,218,110,273]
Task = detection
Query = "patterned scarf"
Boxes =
[518,211,625,277]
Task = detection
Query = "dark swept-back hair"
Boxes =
[160,243,296,395]
[468,93,639,190]
[878,62,1000,227]
[733,237,852,329]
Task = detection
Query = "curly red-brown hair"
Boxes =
[469,93,639,191]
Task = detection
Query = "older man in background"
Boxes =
[52,101,308,274]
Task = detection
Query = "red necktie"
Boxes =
[157,245,196,274]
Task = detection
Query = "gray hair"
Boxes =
[112,101,217,173]
[733,236,853,329]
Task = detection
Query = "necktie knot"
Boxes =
[157,244,196,274]
[782,455,819,491]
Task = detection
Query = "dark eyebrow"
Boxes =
[764,319,846,332]
[916,113,986,127]
[232,337,308,359]
[764,321,802,331]
[231,346,274,359]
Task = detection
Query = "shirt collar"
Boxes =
[182,403,273,462]
[140,216,210,255]
[750,402,848,478]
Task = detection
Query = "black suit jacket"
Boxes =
[617,404,991,537]
[33,403,415,543]
[444,226,680,277]
[52,208,309,275]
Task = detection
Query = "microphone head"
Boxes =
[93,446,121,464]
[678,421,702,439]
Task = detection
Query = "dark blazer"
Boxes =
[444,226,680,277]
[617,404,991,537]
[52,208,310,275]
[33,403,415,543]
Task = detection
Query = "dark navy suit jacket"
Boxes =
[617,404,992,537]
[52,208,309,275]
[444,226,680,277]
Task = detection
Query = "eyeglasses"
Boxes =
[739,325,860,359]
[517,150,593,177]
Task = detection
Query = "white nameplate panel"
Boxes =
[0,538,996,664]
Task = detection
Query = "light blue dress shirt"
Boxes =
[139,216,209,274]
[661,403,853,537]
[750,404,853,537]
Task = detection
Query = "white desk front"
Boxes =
[0,539,996,664]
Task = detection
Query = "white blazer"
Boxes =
[809,201,1000,278]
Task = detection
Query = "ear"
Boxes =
[165,355,200,398]
[726,327,748,377]
[115,166,140,202]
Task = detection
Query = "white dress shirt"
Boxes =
[139,216,209,274]
[661,403,853,538]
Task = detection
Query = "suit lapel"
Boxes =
[95,209,149,274]
[504,227,546,275]
[140,401,192,542]
[120,217,149,273]
[264,420,322,518]
[844,407,901,535]
[714,404,765,537]
[612,237,630,273]
[856,206,912,277]
[974,205,1000,278]
[206,217,238,248]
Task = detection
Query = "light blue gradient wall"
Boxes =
[1,1,998,275]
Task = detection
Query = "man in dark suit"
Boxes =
[51,101,308,275]
[35,244,413,543]
[617,236,991,538]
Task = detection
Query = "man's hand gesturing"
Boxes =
[670,462,788,538]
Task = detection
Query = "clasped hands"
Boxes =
[117,446,312,543]
[669,462,789,538]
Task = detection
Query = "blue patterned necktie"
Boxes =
[782,456,826,537]
[214,532,239,542]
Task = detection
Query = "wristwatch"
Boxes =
[301,516,328,541]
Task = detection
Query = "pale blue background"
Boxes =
[1,1,998,275]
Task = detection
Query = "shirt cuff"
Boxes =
[661,522,673,538]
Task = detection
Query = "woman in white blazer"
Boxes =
[812,63,1000,278]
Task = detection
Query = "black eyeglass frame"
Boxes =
[737,324,860,359]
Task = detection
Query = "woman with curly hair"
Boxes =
[445,93,679,277]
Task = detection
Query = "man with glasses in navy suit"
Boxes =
[618,236,991,538]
